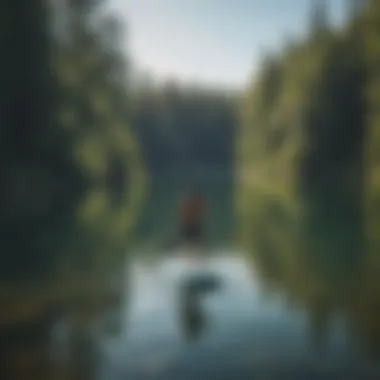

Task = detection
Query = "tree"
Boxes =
[238,0,380,358]
[0,0,145,281]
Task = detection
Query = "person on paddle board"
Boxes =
[179,187,205,248]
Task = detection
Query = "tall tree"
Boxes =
[0,0,145,281]
[1,0,64,279]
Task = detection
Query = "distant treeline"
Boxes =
[131,82,237,176]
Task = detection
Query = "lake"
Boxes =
[92,252,379,380]
[48,175,380,379]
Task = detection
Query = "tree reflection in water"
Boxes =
[239,183,380,360]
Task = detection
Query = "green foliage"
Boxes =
[365,0,380,249]
[238,0,372,196]
[0,0,145,282]
[237,0,380,358]
[55,1,146,275]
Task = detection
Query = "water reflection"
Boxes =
[6,175,380,379]
[240,183,380,362]
[99,251,380,379]
[178,268,223,342]
[179,278,207,342]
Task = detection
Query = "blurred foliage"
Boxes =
[1,0,146,377]
[1,0,145,283]
[238,0,371,196]
[238,0,380,359]
[237,0,375,234]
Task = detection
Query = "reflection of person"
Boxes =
[179,284,206,342]
[179,188,205,249]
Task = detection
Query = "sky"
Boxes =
[108,0,348,90]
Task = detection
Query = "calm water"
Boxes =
[49,177,380,379]
[67,251,379,380]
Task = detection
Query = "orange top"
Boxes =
[180,196,204,225]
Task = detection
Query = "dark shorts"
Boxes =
[181,223,203,242]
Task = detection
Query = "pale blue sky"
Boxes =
[108,0,348,89]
